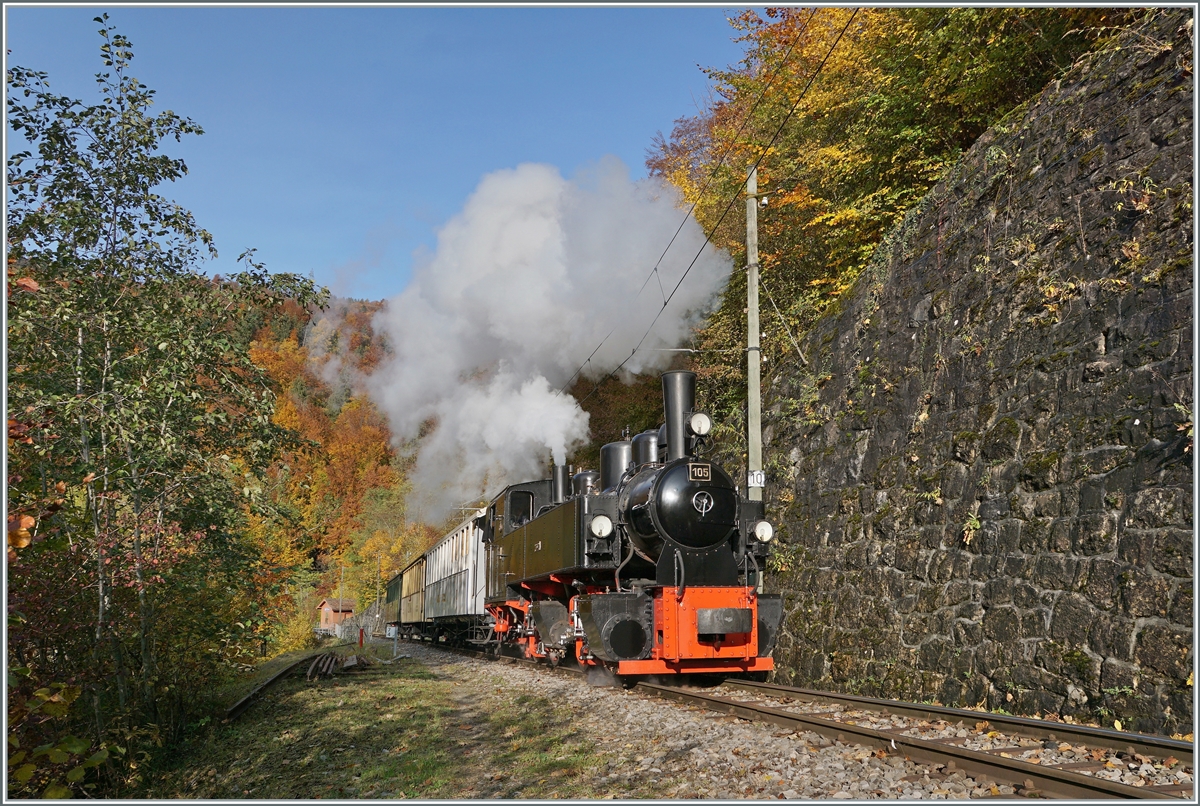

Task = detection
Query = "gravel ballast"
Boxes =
[720,690,1193,793]
[404,642,1009,799]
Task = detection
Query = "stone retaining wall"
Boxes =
[765,10,1193,734]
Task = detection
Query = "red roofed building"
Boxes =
[317,597,354,630]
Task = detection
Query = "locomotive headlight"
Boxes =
[589,514,614,538]
[687,411,712,436]
[753,520,774,543]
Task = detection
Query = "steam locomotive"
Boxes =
[385,370,783,681]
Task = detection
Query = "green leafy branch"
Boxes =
[7,672,109,798]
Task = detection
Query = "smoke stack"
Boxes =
[599,441,633,491]
[661,370,696,461]
[552,464,569,504]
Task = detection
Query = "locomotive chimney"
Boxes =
[599,441,633,491]
[661,370,696,461]
[551,464,569,504]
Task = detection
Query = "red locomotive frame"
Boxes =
[486,579,775,676]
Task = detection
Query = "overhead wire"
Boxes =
[573,8,861,407]
[556,7,819,395]
[634,8,818,297]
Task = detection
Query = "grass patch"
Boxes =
[136,657,608,799]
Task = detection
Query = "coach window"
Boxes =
[509,491,534,528]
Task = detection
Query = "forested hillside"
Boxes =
[244,300,436,647]
[648,7,1136,461]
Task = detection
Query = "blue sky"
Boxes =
[5,5,754,300]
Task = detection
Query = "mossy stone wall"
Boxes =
[765,11,1193,734]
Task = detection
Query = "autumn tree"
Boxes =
[244,298,424,645]
[6,17,323,795]
[649,7,1133,441]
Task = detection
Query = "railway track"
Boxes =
[411,640,1193,799]
[413,639,588,678]
[224,642,353,721]
[639,679,1193,799]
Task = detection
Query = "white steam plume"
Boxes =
[368,156,731,521]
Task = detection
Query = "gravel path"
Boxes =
[403,642,1006,799]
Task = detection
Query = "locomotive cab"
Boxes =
[487,480,554,540]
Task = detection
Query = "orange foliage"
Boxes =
[249,334,307,392]
[317,399,399,558]
[248,308,404,599]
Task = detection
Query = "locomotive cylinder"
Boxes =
[599,441,633,492]
[551,464,570,504]
[631,430,659,468]
[662,370,697,461]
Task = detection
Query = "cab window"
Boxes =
[508,491,534,528]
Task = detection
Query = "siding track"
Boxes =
[224,642,352,721]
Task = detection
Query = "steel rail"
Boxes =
[404,639,586,678]
[413,642,1189,797]
[723,679,1194,767]
[637,682,1181,799]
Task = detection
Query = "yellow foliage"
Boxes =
[649,6,1129,435]
[272,604,319,655]
[249,334,308,391]
[245,302,414,639]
